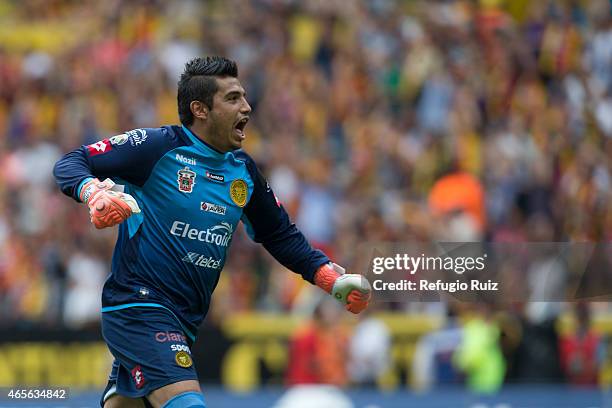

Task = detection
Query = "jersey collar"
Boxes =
[181,125,230,160]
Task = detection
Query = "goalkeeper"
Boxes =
[53,56,371,408]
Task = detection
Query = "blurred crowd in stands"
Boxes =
[0,0,611,388]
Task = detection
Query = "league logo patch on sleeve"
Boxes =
[86,139,112,156]
[177,167,196,193]
[109,133,129,146]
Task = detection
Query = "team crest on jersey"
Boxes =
[177,167,196,193]
[175,351,193,368]
[230,179,248,207]
[109,133,129,146]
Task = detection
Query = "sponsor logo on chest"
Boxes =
[176,153,197,166]
[205,171,225,183]
[200,202,226,215]
[182,252,222,269]
[170,221,233,247]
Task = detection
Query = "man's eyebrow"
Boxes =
[224,89,246,98]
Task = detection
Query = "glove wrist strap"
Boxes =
[314,263,340,294]
[80,178,116,204]
[80,182,98,204]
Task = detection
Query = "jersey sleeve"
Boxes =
[53,127,181,202]
[236,151,330,283]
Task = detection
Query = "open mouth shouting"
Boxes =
[234,117,249,140]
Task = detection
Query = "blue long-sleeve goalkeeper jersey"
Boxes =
[53,125,329,341]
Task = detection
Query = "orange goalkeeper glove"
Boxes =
[79,178,141,229]
[314,263,372,314]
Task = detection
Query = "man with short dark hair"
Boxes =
[54,56,371,408]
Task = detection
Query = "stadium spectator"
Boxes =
[286,299,349,386]
[559,302,602,385]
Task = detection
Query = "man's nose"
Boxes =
[241,98,252,114]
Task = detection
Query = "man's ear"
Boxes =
[190,101,208,121]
